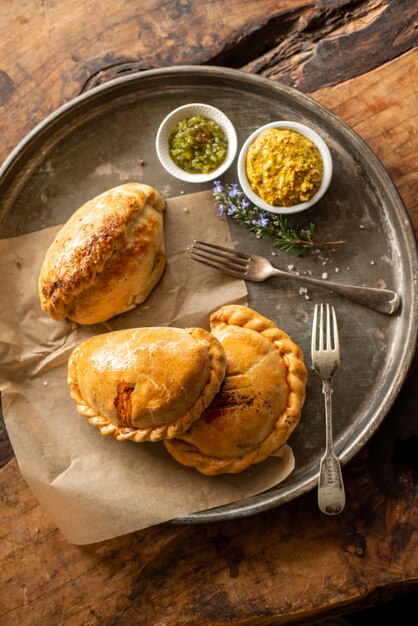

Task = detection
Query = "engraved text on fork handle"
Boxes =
[318,379,346,515]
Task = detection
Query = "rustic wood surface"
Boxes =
[0,1,417,625]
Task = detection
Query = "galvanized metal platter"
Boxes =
[0,66,416,523]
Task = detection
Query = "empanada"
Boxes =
[165,305,307,474]
[67,326,227,442]
[39,183,166,325]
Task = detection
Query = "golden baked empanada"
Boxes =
[67,326,227,442]
[39,183,166,325]
[165,305,307,474]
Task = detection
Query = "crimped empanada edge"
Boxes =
[165,305,307,475]
[39,183,165,322]
[67,327,227,443]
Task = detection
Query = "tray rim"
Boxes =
[0,65,417,524]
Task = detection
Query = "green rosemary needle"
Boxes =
[213,181,344,256]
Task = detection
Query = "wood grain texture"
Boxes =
[0,430,416,625]
[0,0,417,624]
[0,0,308,158]
[312,49,418,225]
[1,1,416,157]
[243,0,418,92]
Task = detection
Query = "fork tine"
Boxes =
[312,304,319,353]
[331,305,339,353]
[192,240,250,263]
[189,252,247,279]
[190,248,248,273]
[319,303,324,350]
[325,303,332,350]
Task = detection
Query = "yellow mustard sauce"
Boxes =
[245,128,323,207]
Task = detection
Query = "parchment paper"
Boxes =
[0,191,295,544]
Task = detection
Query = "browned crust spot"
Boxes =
[165,305,308,475]
[67,327,227,443]
[114,382,135,428]
[39,184,165,320]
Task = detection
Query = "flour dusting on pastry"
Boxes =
[164,305,308,474]
[66,304,307,474]
[67,326,227,442]
[38,183,166,325]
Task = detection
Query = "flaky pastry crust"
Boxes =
[165,305,307,474]
[39,183,166,325]
[67,326,227,442]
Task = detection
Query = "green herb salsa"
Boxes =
[168,115,228,174]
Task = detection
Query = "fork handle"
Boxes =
[269,268,400,315]
[318,379,345,515]
[318,453,346,515]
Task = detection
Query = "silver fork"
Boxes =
[312,303,345,515]
[189,241,400,315]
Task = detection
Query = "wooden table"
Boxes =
[0,2,417,624]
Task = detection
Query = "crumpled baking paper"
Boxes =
[0,191,294,544]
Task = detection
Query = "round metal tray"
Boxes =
[0,66,417,523]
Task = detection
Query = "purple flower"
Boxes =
[217,203,225,217]
[228,183,240,198]
[227,203,236,215]
[213,180,224,193]
[242,196,250,208]
[253,212,269,227]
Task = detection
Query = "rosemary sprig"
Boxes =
[212,181,344,256]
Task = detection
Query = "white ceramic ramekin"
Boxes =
[237,120,333,214]
[156,103,238,183]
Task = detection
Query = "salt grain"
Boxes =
[322,272,328,279]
